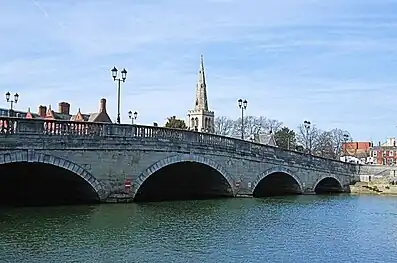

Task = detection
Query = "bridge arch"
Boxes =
[313,175,344,194]
[0,151,105,202]
[134,154,236,201]
[252,166,304,197]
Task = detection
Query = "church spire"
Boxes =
[194,54,209,111]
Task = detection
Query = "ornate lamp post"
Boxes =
[111,67,127,124]
[304,120,311,154]
[238,99,248,140]
[343,133,350,162]
[5,92,19,117]
[128,110,138,124]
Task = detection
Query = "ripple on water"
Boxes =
[1,195,397,263]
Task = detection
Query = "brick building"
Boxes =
[342,141,371,160]
[23,98,113,134]
[369,138,397,165]
[25,98,112,123]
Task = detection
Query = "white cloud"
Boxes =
[1,0,397,142]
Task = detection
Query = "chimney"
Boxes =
[38,105,47,118]
[58,102,70,115]
[100,98,107,113]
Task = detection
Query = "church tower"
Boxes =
[187,55,215,133]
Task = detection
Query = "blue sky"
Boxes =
[1,0,397,142]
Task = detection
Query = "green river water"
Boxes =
[1,195,397,263]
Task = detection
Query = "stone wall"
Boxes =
[357,165,397,176]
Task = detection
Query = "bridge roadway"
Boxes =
[0,117,359,205]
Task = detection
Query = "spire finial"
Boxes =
[200,54,205,74]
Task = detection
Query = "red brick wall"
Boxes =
[343,142,371,158]
[371,148,397,165]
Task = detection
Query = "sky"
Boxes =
[1,0,397,142]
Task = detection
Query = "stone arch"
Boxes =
[312,175,343,192]
[0,151,106,200]
[134,154,236,197]
[252,166,304,193]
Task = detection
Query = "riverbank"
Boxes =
[350,180,397,195]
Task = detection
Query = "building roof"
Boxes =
[70,111,91,121]
[372,146,397,150]
[250,133,277,147]
[1,97,112,124]
[0,108,28,118]
[52,112,71,120]
[87,113,99,122]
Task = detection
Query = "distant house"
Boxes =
[369,138,397,165]
[69,98,112,123]
[25,98,112,123]
[1,98,112,133]
[25,98,112,134]
[342,141,371,159]
[0,108,28,132]
[249,133,277,147]
[0,108,28,118]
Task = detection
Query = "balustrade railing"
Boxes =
[0,118,15,134]
[0,116,358,172]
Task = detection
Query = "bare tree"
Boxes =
[263,118,283,133]
[297,126,353,159]
[330,128,352,158]
[232,116,278,139]
[246,116,266,136]
[296,124,320,153]
[215,115,352,160]
[313,130,334,158]
[214,116,235,136]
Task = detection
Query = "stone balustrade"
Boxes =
[0,116,357,173]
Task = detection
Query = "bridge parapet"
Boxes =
[0,117,358,175]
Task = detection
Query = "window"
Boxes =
[390,151,394,157]
[194,117,199,130]
[383,151,387,156]
[373,151,377,157]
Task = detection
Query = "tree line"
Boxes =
[164,115,352,160]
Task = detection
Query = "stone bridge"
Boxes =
[0,117,359,205]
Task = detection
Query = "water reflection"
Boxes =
[1,196,397,263]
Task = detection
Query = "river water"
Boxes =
[1,195,397,263]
